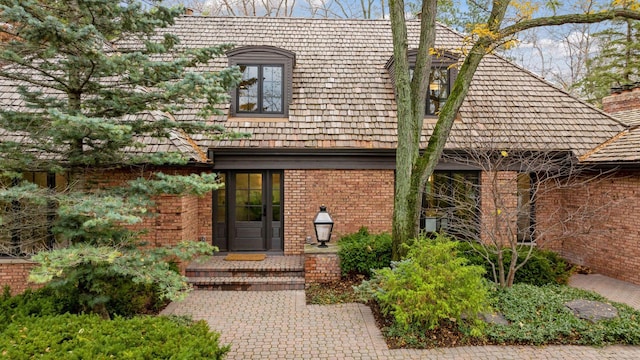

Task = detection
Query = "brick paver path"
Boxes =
[570,274,640,310]
[163,276,640,360]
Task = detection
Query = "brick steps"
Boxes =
[188,276,305,291]
[186,256,305,291]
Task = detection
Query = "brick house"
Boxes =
[1,16,639,292]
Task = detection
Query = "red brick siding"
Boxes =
[0,261,41,295]
[304,253,341,283]
[479,171,519,246]
[87,167,214,248]
[536,173,640,285]
[198,193,213,244]
[284,169,394,255]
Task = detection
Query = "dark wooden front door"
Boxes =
[213,171,283,252]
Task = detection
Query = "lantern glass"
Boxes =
[315,223,332,242]
[313,205,334,248]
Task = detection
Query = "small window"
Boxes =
[237,65,284,114]
[409,66,452,116]
[227,46,295,118]
[0,172,64,257]
[388,49,458,117]
[427,67,450,116]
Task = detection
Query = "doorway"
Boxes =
[213,171,283,252]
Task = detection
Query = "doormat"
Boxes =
[224,254,267,261]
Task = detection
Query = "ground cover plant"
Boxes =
[488,284,640,346]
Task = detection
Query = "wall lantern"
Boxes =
[313,205,334,248]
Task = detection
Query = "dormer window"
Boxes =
[228,46,295,118]
[237,65,283,114]
[387,49,458,117]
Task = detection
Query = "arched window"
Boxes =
[227,46,296,118]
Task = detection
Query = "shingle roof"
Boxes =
[0,16,629,162]
[611,109,640,126]
[579,126,640,163]
[578,104,640,163]
[155,16,626,157]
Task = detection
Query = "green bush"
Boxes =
[358,235,490,335]
[0,286,77,333]
[457,242,572,286]
[1,275,167,325]
[0,314,230,359]
[338,227,392,277]
[489,284,640,345]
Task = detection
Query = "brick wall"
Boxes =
[479,171,519,246]
[0,167,217,294]
[284,169,394,255]
[88,167,214,248]
[602,85,640,114]
[536,172,640,285]
[304,253,341,283]
[0,260,41,295]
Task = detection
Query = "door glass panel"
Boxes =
[272,173,281,221]
[235,173,263,222]
[216,173,226,222]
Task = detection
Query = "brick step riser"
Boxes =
[191,283,305,291]
[186,270,304,278]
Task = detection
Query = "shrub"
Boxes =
[357,234,491,335]
[456,242,572,286]
[338,227,392,277]
[1,274,166,326]
[0,286,77,333]
[0,314,230,359]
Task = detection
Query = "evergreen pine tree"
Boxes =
[0,0,241,315]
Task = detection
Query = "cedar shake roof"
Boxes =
[580,108,640,163]
[0,16,631,162]
[579,126,640,163]
[150,16,626,157]
[580,88,640,163]
[610,109,640,126]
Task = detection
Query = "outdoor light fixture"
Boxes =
[313,205,334,248]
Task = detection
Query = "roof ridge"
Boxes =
[178,15,393,22]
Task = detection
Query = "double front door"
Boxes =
[213,171,283,252]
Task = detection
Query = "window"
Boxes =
[387,49,458,116]
[426,67,450,116]
[517,173,535,243]
[0,172,66,256]
[421,171,479,239]
[227,46,295,118]
[237,65,284,114]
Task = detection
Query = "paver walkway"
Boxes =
[162,274,640,359]
[570,274,640,310]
